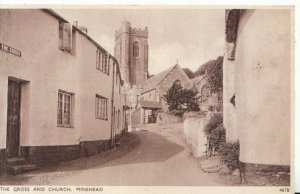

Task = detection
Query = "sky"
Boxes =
[55,8,225,75]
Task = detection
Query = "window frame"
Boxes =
[96,49,110,75]
[57,90,73,128]
[59,21,72,53]
[95,94,108,120]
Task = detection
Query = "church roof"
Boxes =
[190,74,206,87]
[141,64,180,93]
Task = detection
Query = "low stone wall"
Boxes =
[157,113,183,125]
[183,112,208,157]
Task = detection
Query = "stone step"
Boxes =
[7,164,38,175]
[6,157,27,165]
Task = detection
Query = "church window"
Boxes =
[133,42,139,57]
[200,85,210,104]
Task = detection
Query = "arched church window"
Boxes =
[201,84,210,104]
[133,42,139,57]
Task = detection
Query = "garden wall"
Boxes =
[183,112,208,157]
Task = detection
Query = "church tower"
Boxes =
[115,21,149,87]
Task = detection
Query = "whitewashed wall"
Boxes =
[0,10,124,149]
[183,112,207,157]
[235,10,291,165]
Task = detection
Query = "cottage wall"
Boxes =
[223,52,237,141]
[0,10,125,164]
[235,9,291,165]
[0,10,80,147]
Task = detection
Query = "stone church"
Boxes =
[114,21,220,127]
[114,21,149,88]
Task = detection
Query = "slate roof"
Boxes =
[141,64,179,93]
[139,100,162,109]
[191,75,206,86]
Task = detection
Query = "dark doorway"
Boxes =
[6,79,22,157]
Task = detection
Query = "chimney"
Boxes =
[73,21,78,27]
[73,21,88,34]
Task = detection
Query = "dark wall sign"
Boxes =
[0,43,21,57]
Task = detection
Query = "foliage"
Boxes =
[206,56,223,93]
[182,68,195,79]
[194,56,223,93]
[204,113,223,136]
[219,141,240,173]
[204,113,225,152]
[209,124,225,151]
[163,80,200,115]
[194,63,208,77]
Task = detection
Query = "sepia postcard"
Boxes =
[0,2,297,194]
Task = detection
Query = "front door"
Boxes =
[6,80,21,157]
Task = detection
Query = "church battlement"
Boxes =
[115,22,148,39]
[115,21,149,86]
[130,27,148,37]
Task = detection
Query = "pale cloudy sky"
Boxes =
[55,8,225,75]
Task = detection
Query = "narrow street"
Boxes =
[1,123,222,186]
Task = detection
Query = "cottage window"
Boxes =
[59,21,72,52]
[96,50,109,75]
[96,94,108,120]
[57,91,73,127]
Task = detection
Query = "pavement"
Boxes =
[0,123,223,186]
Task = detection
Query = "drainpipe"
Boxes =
[110,57,115,148]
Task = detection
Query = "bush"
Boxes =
[208,105,214,112]
[204,113,223,135]
[204,113,225,155]
[216,104,223,112]
[219,141,240,173]
[163,79,200,115]
[209,124,225,151]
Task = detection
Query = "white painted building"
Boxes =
[223,9,291,167]
[0,9,126,171]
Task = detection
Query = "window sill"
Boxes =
[96,68,109,76]
[96,118,108,121]
[57,125,73,128]
[59,49,75,56]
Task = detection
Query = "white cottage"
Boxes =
[0,9,127,174]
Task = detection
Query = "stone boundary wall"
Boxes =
[183,112,208,157]
[157,113,183,125]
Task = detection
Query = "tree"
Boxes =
[163,80,200,115]
[206,56,223,93]
[194,56,223,93]
[182,68,195,79]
